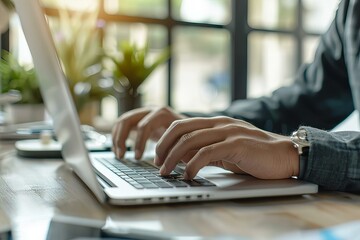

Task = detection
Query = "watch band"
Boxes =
[290,128,310,178]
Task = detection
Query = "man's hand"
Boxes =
[111,107,186,159]
[154,116,299,180]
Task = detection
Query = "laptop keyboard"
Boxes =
[96,157,216,189]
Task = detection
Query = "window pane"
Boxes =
[104,0,167,18]
[41,0,99,11]
[303,36,320,64]
[103,23,168,108]
[172,0,231,25]
[303,0,339,33]
[249,0,297,30]
[173,27,231,112]
[248,33,296,98]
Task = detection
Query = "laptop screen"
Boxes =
[13,0,105,202]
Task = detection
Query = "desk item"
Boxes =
[278,220,360,240]
[0,121,53,140]
[15,138,112,158]
[13,0,318,206]
[0,90,22,105]
[46,215,200,240]
[0,208,12,240]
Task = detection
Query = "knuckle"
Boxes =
[179,132,195,144]
[169,119,184,131]
[198,145,214,158]
[137,121,150,132]
[223,123,239,131]
[212,116,236,127]
[118,110,134,121]
[157,106,171,114]
[213,116,233,122]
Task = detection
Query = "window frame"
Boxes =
[0,0,326,106]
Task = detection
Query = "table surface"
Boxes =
[1,141,360,240]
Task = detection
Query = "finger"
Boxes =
[159,128,226,175]
[184,141,234,179]
[112,123,134,158]
[112,108,151,158]
[180,150,197,164]
[134,109,171,160]
[156,118,216,165]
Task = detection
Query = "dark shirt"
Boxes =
[186,0,360,192]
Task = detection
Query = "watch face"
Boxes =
[291,129,310,155]
[297,128,308,141]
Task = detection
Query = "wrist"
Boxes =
[288,139,300,177]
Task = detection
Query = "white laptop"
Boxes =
[13,0,318,205]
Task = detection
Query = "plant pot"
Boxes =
[78,100,100,126]
[0,2,10,33]
[5,104,45,124]
[117,92,142,116]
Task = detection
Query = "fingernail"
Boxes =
[160,165,167,175]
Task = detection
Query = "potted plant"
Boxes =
[0,50,45,124]
[107,41,170,115]
[52,10,111,125]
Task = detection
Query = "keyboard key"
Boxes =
[140,183,158,189]
[194,179,216,186]
[154,182,173,188]
[131,183,144,189]
[166,180,188,187]
[96,157,215,189]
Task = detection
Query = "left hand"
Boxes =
[154,116,299,180]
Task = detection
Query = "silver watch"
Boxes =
[290,128,310,155]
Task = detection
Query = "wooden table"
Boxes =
[1,141,360,240]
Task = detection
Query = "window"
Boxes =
[3,0,339,114]
[247,0,338,98]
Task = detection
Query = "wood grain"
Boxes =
[0,142,359,239]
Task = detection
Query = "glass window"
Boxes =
[104,0,167,18]
[248,33,296,98]
[103,23,168,107]
[41,0,99,11]
[248,0,297,30]
[9,16,32,66]
[303,36,320,64]
[172,27,231,112]
[303,0,339,33]
[172,0,231,25]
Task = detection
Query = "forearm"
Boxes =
[186,0,354,135]
[300,127,360,192]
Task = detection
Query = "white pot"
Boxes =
[5,104,45,124]
[0,2,10,33]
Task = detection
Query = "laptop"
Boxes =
[13,0,318,205]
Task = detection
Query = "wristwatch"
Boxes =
[290,128,310,178]
[290,128,310,155]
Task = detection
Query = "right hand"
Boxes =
[112,106,187,159]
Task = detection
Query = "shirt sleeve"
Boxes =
[300,126,360,192]
[185,0,354,135]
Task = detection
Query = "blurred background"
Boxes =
[0,0,339,126]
